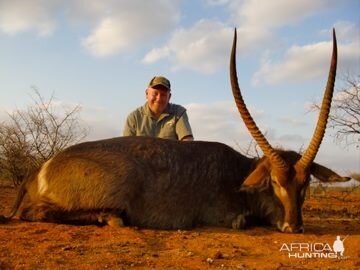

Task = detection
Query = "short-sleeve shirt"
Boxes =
[123,103,193,140]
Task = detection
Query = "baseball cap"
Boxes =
[148,76,171,91]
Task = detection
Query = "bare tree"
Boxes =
[234,138,261,159]
[0,125,34,185]
[0,88,88,186]
[310,74,360,146]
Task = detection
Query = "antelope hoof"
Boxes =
[97,213,124,227]
[107,216,124,227]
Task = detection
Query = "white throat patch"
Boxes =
[38,159,52,195]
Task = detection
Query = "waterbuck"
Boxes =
[1,29,350,233]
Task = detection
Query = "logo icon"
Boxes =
[165,119,175,127]
[280,235,349,259]
[333,235,348,257]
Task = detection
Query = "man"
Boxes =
[123,76,193,141]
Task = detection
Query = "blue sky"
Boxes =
[0,0,359,177]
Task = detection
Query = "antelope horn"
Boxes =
[230,28,287,169]
[296,28,338,171]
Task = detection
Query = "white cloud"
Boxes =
[228,0,333,29]
[186,101,266,145]
[252,31,360,86]
[322,21,360,74]
[338,41,360,73]
[142,0,338,74]
[142,47,171,64]
[65,0,115,23]
[143,20,233,73]
[252,40,335,85]
[0,0,180,56]
[81,1,180,57]
[82,17,130,57]
[325,21,360,43]
[0,0,59,36]
[143,19,273,73]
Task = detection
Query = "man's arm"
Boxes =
[176,110,194,141]
[181,135,194,141]
[123,113,136,136]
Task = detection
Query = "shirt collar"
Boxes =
[143,102,171,120]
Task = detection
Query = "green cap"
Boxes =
[148,76,171,91]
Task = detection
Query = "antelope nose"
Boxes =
[283,225,293,233]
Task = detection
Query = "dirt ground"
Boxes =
[0,185,359,270]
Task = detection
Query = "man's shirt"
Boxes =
[123,103,193,140]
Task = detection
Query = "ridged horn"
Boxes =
[230,28,287,169]
[296,28,338,171]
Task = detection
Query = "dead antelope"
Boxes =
[1,29,349,233]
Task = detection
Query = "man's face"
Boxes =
[146,86,171,117]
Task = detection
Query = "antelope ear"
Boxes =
[242,163,270,187]
[311,162,351,182]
